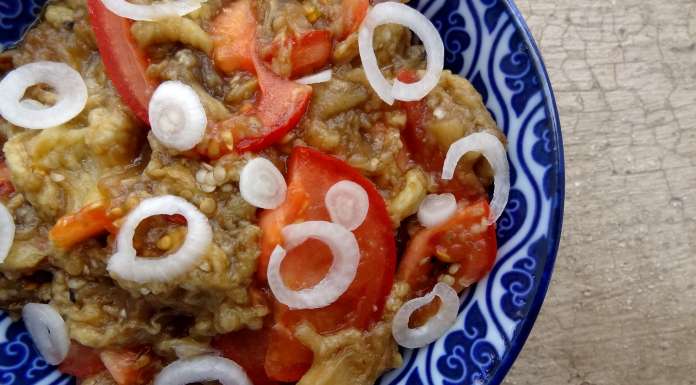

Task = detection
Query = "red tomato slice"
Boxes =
[87,0,155,124]
[397,70,485,200]
[397,200,497,296]
[58,342,105,379]
[340,0,369,39]
[258,147,396,381]
[212,326,279,385]
[234,52,312,152]
[211,0,256,74]
[290,30,332,78]
[49,201,117,250]
[100,348,158,385]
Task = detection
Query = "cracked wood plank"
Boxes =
[502,1,696,385]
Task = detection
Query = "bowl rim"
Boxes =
[485,1,565,384]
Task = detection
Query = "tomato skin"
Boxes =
[211,0,256,74]
[290,30,332,78]
[58,342,105,379]
[397,200,497,295]
[264,324,313,382]
[87,0,154,123]
[49,202,116,250]
[258,147,396,381]
[212,327,279,385]
[100,349,158,385]
[235,53,312,152]
[340,0,369,39]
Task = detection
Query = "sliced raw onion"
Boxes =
[268,221,360,309]
[296,69,332,85]
[417,193,456,228]
[0,203,15,264]
[392,282,458,348]
[239,158,287,209]
[107,195,213,283]
[149,81,207,151]
[442,132,509,223]
[324,180,369,231]
[22,303,70,365]
[358,2,444,104]
[154,355,252,385]
[0,61,87,130]
[99,0,202,21]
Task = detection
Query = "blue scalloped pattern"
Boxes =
[1,0,563,384]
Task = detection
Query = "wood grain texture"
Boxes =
[502,1,696,384]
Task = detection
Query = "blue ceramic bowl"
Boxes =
[0,0,564,384]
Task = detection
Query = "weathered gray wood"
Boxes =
[502,1,696,384]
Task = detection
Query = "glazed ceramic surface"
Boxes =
[0,0,564,384]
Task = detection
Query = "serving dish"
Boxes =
[0,0,564,384]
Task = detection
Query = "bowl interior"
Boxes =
[0,1,564,384]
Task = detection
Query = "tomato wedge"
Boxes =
[211,0,256,74]
[87,0,155,123]
[234,52,312,152]
[58,342,105,379]
[340,0,369,39]
[100,349,158,385]
[212,326,279,385]
[397,200,497,296]
[289,30,332,78]
[49,201,117,250]
[258,147,396,381]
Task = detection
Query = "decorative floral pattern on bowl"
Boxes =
[0,0,564,384]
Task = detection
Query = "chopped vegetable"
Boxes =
[101,348,159,385]
[239,158,287,209]
[0,202,14,264]
[398,199,497,296]
[97,0,202,21]
[87,0,156,123]
[153,355,251,385]
[324,180,369,231]
[340,0,369,39]
[22,303,70,365]
[289,30,332,78]
[59,342,106,378]
[49,202,117,250]
[211,0,256,74]
[212,325,279,385]
[259,147,396,381]
[417,193,457,228]
[149,81,207,151]
[0,61,87,130]
[392,282,459,348]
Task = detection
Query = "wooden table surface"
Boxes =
[501,1,696,384]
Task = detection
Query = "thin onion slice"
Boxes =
[392,283,459,348]
[268,221,360,309]
[296,69,332,85]
[324,180,369,231]
[239,158,287,209]
[0,203,15,264]
[22,303,70,365]
[358,2,444,104]
[149,81,207,151]
[154,355,252,385]
[99,0,202,21]
[417,193,456,228]
[442,132,509,223]
[108,195,213,283]
[0,61,87,130]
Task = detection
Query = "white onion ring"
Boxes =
[149,81,207,151]
[268,221,360,309]
[442,132,509,223]
[392,283,459,348]
[417,193,456,228]
[99,0,202,21]
[154,355,252,385]
[296,69,333,85]
[0,61,87,130]
[239,158,287,209]
[0,203,15,264]
[324,180,369,231]
[22,303,70,365]
[358,2,444,104]
[107,195,213,283]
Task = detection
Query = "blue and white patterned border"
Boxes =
[0,0,563,384]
